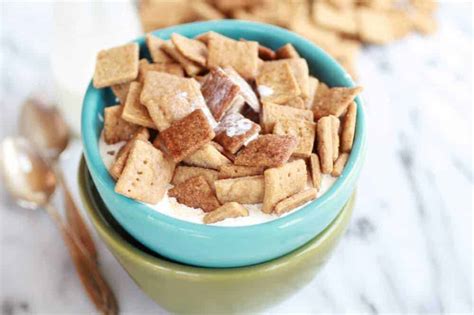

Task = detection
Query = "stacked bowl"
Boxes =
[80,20,367,313]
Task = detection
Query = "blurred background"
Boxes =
[0,1,472,314]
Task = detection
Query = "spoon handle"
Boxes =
[45,203,118,315]
[56,166,98,262]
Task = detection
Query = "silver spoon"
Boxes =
[0,137,117,315]
[19,97,97,261]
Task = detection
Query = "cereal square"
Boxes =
[261,59,310,98]
[93,43,139,88]
[111,82,130,104]
[309,153,322,191]
[256,62,300,104]
[157,109,215,162]
[273,119,316,158]
[103,105,140,144]
[234,134,297,168]
[223,67,260,113]
[203,202,249,224]
[183,142,232,170]
[331,153,349,177]
[214,113,261,154]
[121,82,156,129]
[115,140,175,204]
[172,33,208,66]
[201,68,241,121]
[168,176,220,212]
[305,77,320,109]
[316,116,334,174]
[260,102,314,133]
[162,40,204,76]
[141,72,215,131]
[356,8,394,44]
[340,102,357,152]
[218,165,265,179]
[313,86,362,120]
[139,61,185,79]
[274,188,317,215]
[313,2,357,35]
[172,166,219,191]
[207,34,259,80]
[215,175,264,204]
[275,43,300,59]
[262,159,307,213]
[146,34,174,63]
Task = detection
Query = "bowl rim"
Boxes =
[81,20,367,235]
[78,156,355,276]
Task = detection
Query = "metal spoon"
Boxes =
[19,97,97,261]
[0,137,117,315]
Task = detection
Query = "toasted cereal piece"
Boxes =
[286,97,305,109]
[256,62,301,104]
[115,140,175,203]
[329,115,340,161]
[331,153,349,177]
[218,165,265,179]
[215,175,264,204]
[262,159,307,213]
[223,67,260,113]
[340,102,357,152]
[111,82,131,104]
[241,39,275,60]
[139,61,185,79]
[226,94,246,114]
[356,8,394,44]
[203,202,249,224]
[121,82,156,129]
[195,31,225,44]
[93,43,139,88]
[315,81,329,98]
[191,0,226,20]
[261,59,310,98]
[260,102,313,133]
[201,68,241,121]
[146,34,174,64]
[109,128,150,180]
[139,0,194,32]
[275,43,300,59]
[388,9,413,40]
[172,33,208,66]
[214,113,261,154]
[172,166,219,191]
[157,109,215,163]
[313,86,363,120]
[183,142,232,170]
[273,119,316,158]
[312,2,357,35]
[162,40,204,76]
[305,77,319,109]
[316,116,334,174]
[207,34,259,80]
[168,176,220,212]
[141,72,215,131]
[309,153,322,191]
[234,134,297,168]
[274,188,317,215]
[103,105,140,144]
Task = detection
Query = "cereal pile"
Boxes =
[138,0,438,77]
[94,31,362,224]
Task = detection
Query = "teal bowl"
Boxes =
[81,20,367,268]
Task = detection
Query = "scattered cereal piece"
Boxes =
[168,176,221,212]
[162,40,204,76]
[183,142,232,170]
[313,2,357,35]
[203,202,249,224]
[274,188,318,215]
[191,0,226,20]
[312,86,362,120]
[121,82,156,129]
[201,67,241,121]
[172,166,218,191]
[234,134,297,168]
[329,115,340,162]
[305,77,320,109]
[286,97,306,109]
[141,72,215,131]
[340,102,357,152]
[103,105,140,144]
[260,102,313,133]
[93,43,139,88]
[214,113,261,154]
[331,153,349,177]
[256,62,301,104]
[262,159,307,213]
[157,109,215,162]
[207,34,259,79]
[309,153,322,191]
[316,116,334,174]
[356,8,394,44]
[223,67,260,113]
[256,43,276,60]
[115,140,175,204]
[109,128,150,180]
[111,83,130,104]
[146,34,174,64]
[172,33,208,66]
[139,61,185,79]
[275,43,300,59]
[215,175,264,204]
[218,165,265,179]
[273,119,316,158]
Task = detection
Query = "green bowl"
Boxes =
[78,157,354,313]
